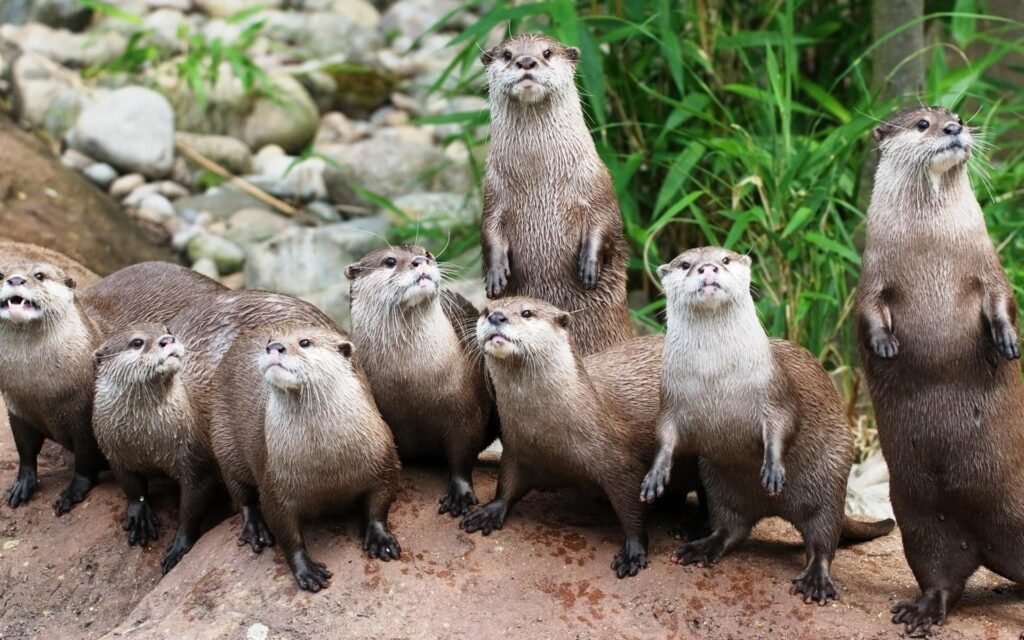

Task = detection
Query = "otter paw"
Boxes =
[993,324,1020,360]
[891,591,948,635]
[460,500,507,535]
[364,522,401,561]
[6,468,38,508]
[671,535,726,567]
[668,519,712,542]
[238,508,275,553]
[640,464,671,504]
[790,567,839,605]
[124,499,160,546]
[53,474,94,516]
[578,255,601,289]
[760,459,785,496]
[486,265,509,299]
[160,534,193,574]
[611,538,648,579]
[870,331,899,359]
[290,551,332,593]
[438,480,478,518]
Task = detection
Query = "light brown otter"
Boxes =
[209,324,401,592]
[346,245,496,517]
[479,34,632,356]
[92,290,337,573]
[0,240,99,289]
[856,106,1024,633]
[460,296,702,578]
[642,247,894,604]
[0,259,223,515]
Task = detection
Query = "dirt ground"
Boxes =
[1,405,1022,640]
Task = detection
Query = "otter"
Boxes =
[855,106,1024,633]
[0,259,223,514]
[460,296,702,578]
[641,247,894,604]
[209,325,401,592]
[0,240,98,289]
[92,290,336,573]
[479,33,632,356]
[346,245,496,517]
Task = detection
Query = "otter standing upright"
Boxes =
[480,34,632,356]
[856,106,1024,633]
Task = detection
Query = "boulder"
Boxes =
[240,74,319,154]
[317,128,447,200]
[82,163,119,189]
[9,51,84,131]
[223,207,291,248]
[175,132,253,175]
[187,233,245,275]
[0,22,126,68]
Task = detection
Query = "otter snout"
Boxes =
[516,56,538,71]
[6,276,26,287]
[943,121,963,136]
[266,341,286,358]
[487,312,508,325]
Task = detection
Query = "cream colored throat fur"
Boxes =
[353,294,460,366]
[0,304,93,400]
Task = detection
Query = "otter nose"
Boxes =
[158,335,175,348]
[488,312,508,325]
[943,122,963,136]
[411,256,429,268]
[697,263,719,275]
[6,276,26,287]
[515,56,538,70]
[266,341,286,355]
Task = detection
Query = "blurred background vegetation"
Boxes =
[402,0,1024,454]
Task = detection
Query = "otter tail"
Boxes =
[840,516,895,542]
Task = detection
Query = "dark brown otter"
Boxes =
[92,289,336,573]
[643,247,894,604]
[479,34,632,356]
[856,106,1024,633]
[346,245,496,517]
[460,296,702,578]
[209,324,401,592]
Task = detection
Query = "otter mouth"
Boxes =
[0,294,43,321]
[486,334,510,347]
[698,282,722,295]
[2,296,38,311]
[414,273,435,287]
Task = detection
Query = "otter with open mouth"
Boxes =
[461,296,702,578]
[347,245,496,518]
[642,247,894,604]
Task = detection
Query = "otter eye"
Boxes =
[34,272,45,281]
[299,339,311,348]
[521,310,533,318]
[542,49,552,60]
[680,261,691,270]
[131,339,144,350]
[916,119,930,131]
[722,257,731,265]
[383,257,397,268]
[502,50,512,62]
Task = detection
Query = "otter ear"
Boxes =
[481,46,500,67]
[344,264,361,281]
[555,312,570,328]
[337,341,353,358]
[64,277,76,290]
[740,254,753,267]
[564,47,580,65]
[872,122,895,142]
[93,348,105,369]
[656,264,671,280]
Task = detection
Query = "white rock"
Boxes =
[381,0,464,42]
[2,22,126,68]
[9,51,83,129]
[70,87,176,178]
[109,174,146,199]
[60,148,95,171]
[137,193,176,224]
[191,257,220,280]
[82,163,119,189]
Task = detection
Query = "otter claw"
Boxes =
[486,264,510,299]
[640,465,670,504]
[760,460,785,496]
[993,324,1020,360]
[290,550,332,592]
[611,538,647,579]
[870,332,899,359]
[460,500,507,535]
[6,468,38,508]
[124,499,160,546]
[364,523,401,561]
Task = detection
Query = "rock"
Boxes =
[136,193,176,225]
[82,163,119,189]
[846,451,894,521]
[9,51,83,129]
[380,0,463,41]
[123,181,189,207]
[41,90,86,141]
[145,0,192,9]
[220,271,244,289]
[244,216,388,296]
[194,0,251,17]
[172,186,268,220]
[303,200,341,224]
[326,64,398,117]
[313,111,366,146]
[304,280,352,330]
[109,173,146,199]
[445,276,487,311]
[223,208,290,247]
[0,0,93,32]
[142,8,188,53]
[251,155,327,203]
[317,128,447,200]
[241,75,319,154]
[175,132,253,175]
[191,257,219,280]
[387,192,479,227]
[60,148,95,171]
[69,87,176,178]
[325,0,380,28]
[1,22,126,68]
[296,70,338,115]
[0,113,175,273]
[187,233,245,275]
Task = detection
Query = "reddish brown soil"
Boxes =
[1,404,1021,640]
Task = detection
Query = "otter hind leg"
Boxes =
[438,421,484,518]
[362,482,401,561]
[606,478,650,579]
[789,510,842,605]
[160,472,219,574]
[54,424,106,516]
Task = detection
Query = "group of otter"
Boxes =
[0,33,1021,635]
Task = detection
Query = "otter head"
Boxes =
[94,324,183,384]
[0,260,77,326]
[259,326,354,393]
[481,33,580,106]
[873,106,971,176]
[346,245,441,312]
[659,247,753,313]
[477,296,571,362]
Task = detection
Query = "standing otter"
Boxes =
[461,296,702,578]
[855,106,1024,633]
[346,245,496,517]
[0,259,223,514]
[479,33,632,356]
[641,247,894,604]
[210,325,401,592]
[92,290,336,573]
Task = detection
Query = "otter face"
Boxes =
[481,34,580,105]
[259,328,353,392]
[95,324,183,384]
[0,260,77,326]
[346,245,441,310]
[476,296,570,361]
[873,106,972,175]
[659,247,753,312]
